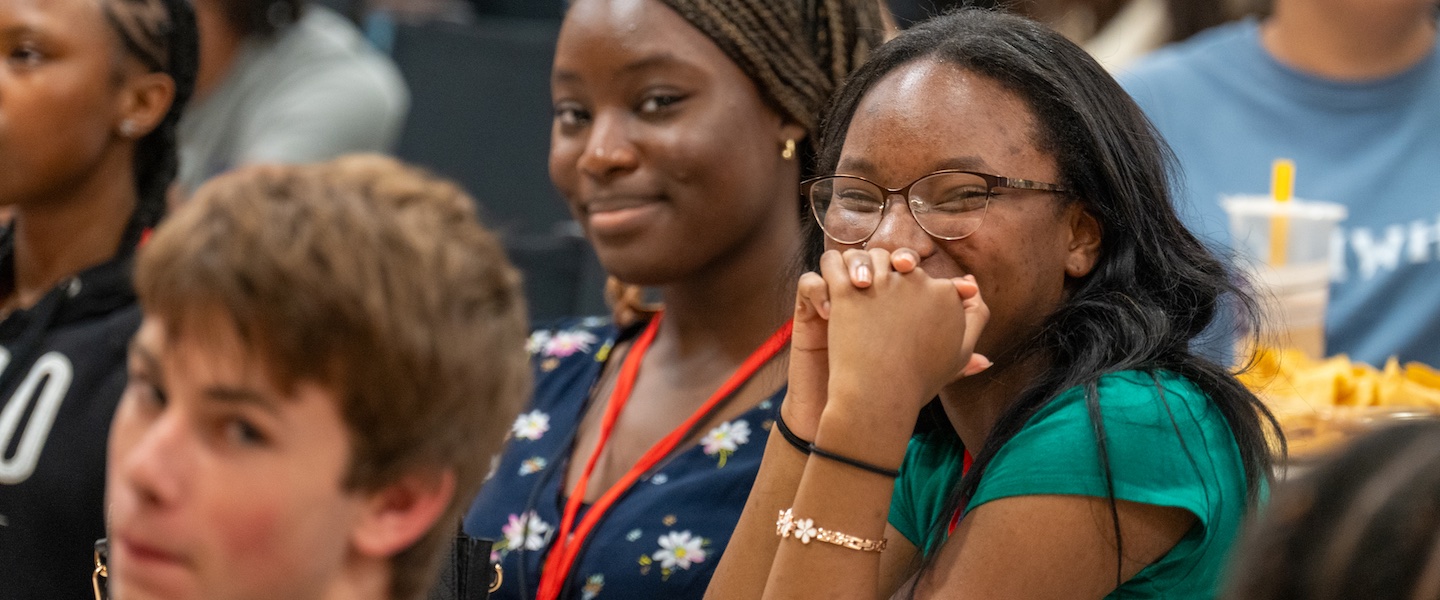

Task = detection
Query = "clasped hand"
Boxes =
[782,248,991,437]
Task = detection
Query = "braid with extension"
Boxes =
[607,0,886,325]
[651,0,885,180]
[102,0,199,250]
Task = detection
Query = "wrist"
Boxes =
[824,373,927,432]
[774,410,814,456]
[814,399,913,474]
[779,393,821,441]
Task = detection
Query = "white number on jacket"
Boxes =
[0,349,76,484]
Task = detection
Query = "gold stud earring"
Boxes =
[781,139,796,161]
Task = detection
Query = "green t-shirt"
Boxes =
[889,370,1254,599]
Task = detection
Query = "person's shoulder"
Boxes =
[265,7,402,80]
[286,6,376,54]
[1095,369,1208,405]
[1033,370,1215,430]
[1120,18,1260,110]
[1123,19,1256,80]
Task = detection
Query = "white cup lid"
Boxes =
[1221,195,1348,221]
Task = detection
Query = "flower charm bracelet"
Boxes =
[776,508,887,553]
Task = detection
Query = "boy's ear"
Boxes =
[349,469,456,559]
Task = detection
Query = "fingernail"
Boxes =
[855,264,872,285]
[964,274,976,282]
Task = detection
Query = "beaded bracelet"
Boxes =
[776,508,887,553]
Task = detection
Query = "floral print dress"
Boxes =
[464,317,784,600]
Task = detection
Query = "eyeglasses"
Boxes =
[801,170,1069,245]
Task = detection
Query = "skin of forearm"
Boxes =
[761,391,917,600]
[707,423,811,599]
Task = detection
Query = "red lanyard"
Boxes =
[537,313,793,600]
[947,450,975,535]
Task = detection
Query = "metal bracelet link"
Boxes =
[775,508,887,553]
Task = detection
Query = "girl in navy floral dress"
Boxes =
[471,317,786,598]
[462,0,885,598]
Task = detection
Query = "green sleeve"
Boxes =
[967,370,1246,542]
[890,431,967,556]
[890,372,1250,596]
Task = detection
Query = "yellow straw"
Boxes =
[1269,159,1295,266]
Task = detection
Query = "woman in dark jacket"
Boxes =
[0,0,197,597]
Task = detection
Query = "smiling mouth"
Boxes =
[580,197,667,238]
[584,196,663,214]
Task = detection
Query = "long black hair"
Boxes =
[814,7,1282,587]
[103,0,199,250]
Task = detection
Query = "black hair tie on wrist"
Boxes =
[775,411,813,455]
[808,444,901,479]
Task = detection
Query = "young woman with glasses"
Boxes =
[461,1,886,598]
[708,9,1281,599]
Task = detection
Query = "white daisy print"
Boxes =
[700,419,751,468]
[581,574,605,600]
[525,330,552,355]
[519,456,547,476]
[501,511,552,552]
[511,410,550,441]
[544,330,598,357]
[652,530,708,571]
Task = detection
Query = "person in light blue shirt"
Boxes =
[1121,0,1440,366]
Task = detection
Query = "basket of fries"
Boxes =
[1239,347,1440,465]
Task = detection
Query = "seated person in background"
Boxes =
[1031,0,1247,71]
[1223,421,1440,600]
[1121,0,1440,366]
[708,9,1279,599]
[0,0,194,597]
[884,0,1246,70]
[364,0,477,25]
[103,155,531,600]
[177,0,409,196]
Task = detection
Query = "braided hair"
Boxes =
[102,0,199,249]
[604,0,888,323]
[655,0,886,179]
